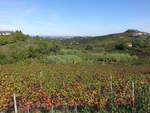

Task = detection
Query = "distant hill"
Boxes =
[94,29,149,38]
[59,29,149,46]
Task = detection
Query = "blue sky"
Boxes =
[0,0,150,36]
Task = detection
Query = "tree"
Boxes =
[132,39,145,48]
[50,44,61,55]
[13,31,28,41]
[145,38,150,48]
[115,43,128,50]
[85,45,93,50]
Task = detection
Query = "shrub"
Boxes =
[49,43,61,55]
[115,43,129,50]
[0,38,62,64]
[132,39,145,48]
[60,49,82,55]
[97,53,138,63]
[41,55,82,64]
[145,38,150,48]
[85,45,93,50]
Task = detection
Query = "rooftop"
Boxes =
[0,31,14,33]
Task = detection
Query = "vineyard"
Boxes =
[0,63,150,113]
[0,0,150,112]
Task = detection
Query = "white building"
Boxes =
[127,43,133,47]
[0,31,14,35]
[132,32,143,37]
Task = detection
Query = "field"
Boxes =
[0,63,150,113]
[0,31,150,113]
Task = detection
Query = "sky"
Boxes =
[0,0,150,36]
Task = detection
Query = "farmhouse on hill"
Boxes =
[127,42,133,47]
[0,31,14,35]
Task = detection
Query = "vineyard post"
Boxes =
[110,76,114,113]
[51,105,54,113]
[27,106,30,113]
[74,104,78,113]
[99,81,101,95]
[131,81,136,113]
[148,83,150,112]
[110,76,113,94]
[13,92,18,113]
[64,104,69,113]
[40,71,43,76]
[40,71,43,88]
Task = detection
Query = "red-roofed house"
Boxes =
[0,31,14,35]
